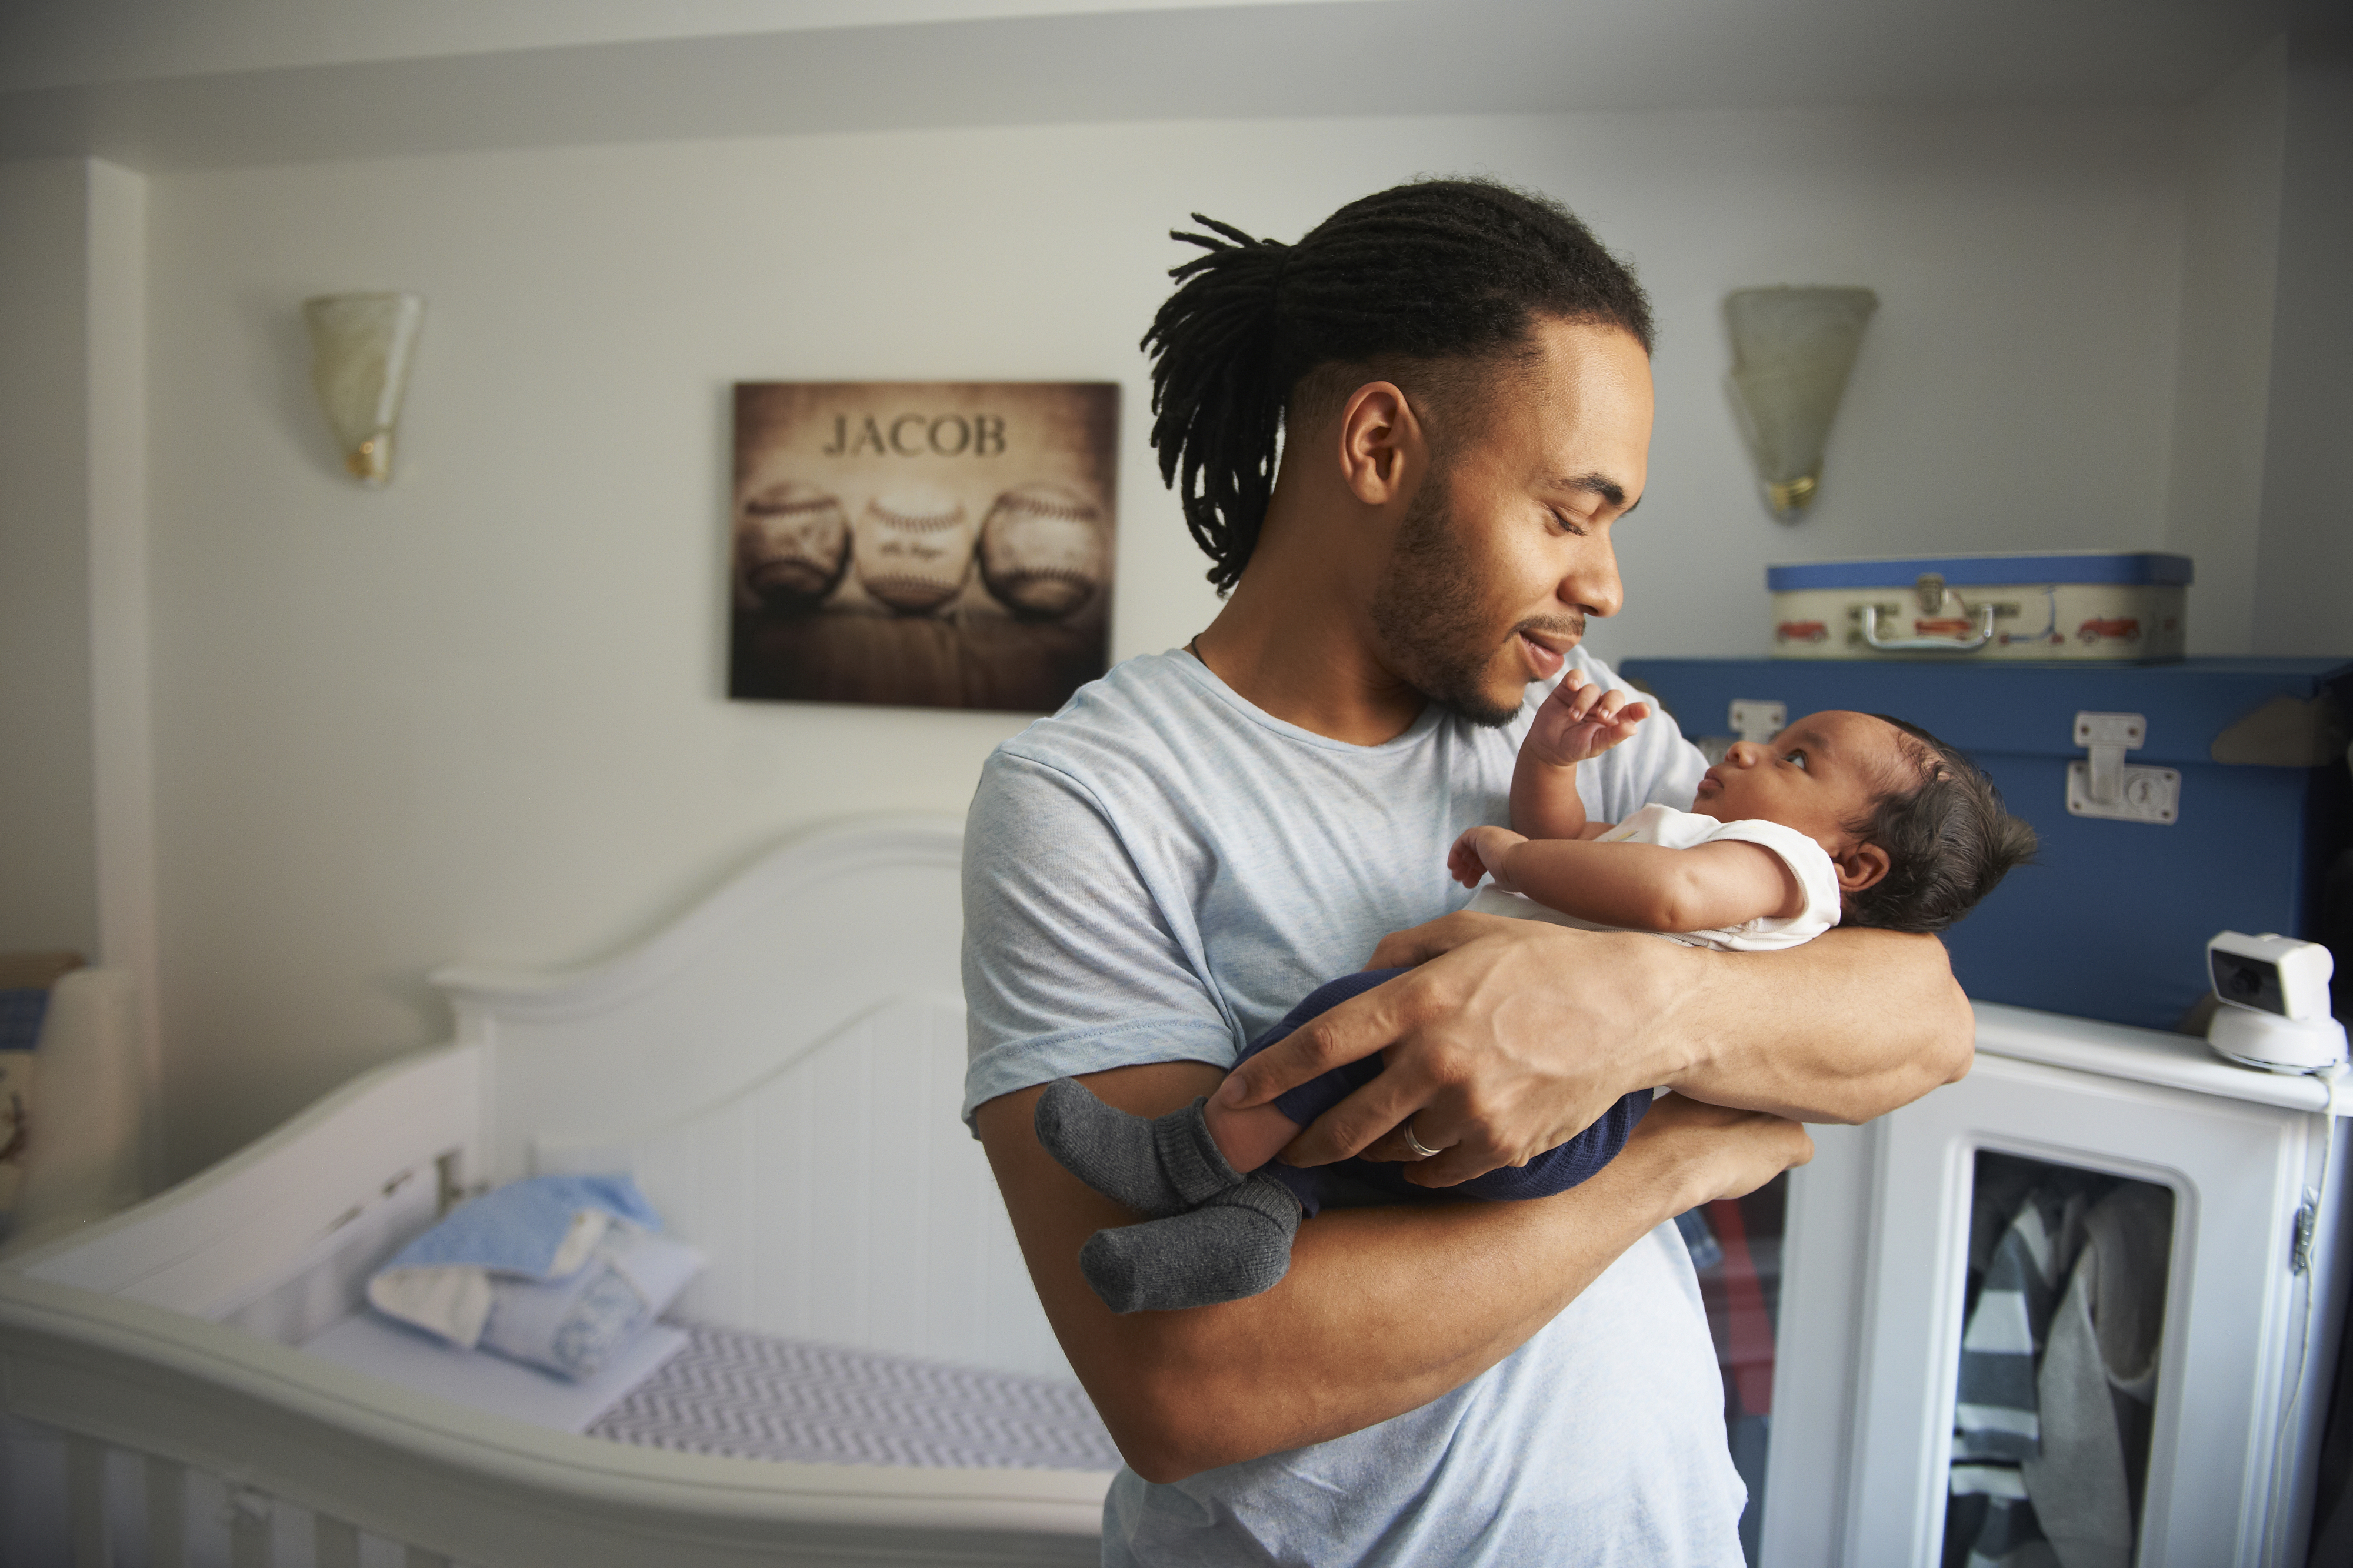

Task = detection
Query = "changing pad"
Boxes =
[302,1311,688,1433]
[586,1322,1122,1472]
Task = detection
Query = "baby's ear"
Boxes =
[1833,841,1891,894]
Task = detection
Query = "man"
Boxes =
[962,179,1971,1564]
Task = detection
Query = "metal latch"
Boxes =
[2066,712,2179,824]
[1728,700,1785,743]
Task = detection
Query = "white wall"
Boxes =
[148,106,2191,1176]
[1584,106,2183,667]
[0,158,99,959]
[84,158,162,1182]
[2249,32,2353,656]
[2163,41,2286,655]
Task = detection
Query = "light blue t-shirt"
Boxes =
[961,647,1744,1567]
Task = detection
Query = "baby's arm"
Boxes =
[1511,671,1649,841]
[1452,831,1804,934]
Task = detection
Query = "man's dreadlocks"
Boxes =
[1142,178,1654,593]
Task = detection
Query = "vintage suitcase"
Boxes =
[1768,551,2191,662]
[1617,656,2353,1031]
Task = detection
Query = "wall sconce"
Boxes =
[1724,286,1877,521]
[302,292,424,486]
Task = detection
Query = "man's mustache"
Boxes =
[1515,615,1587,646]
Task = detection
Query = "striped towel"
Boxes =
[1949,1187,2091,1567]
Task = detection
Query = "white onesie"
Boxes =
[1467,802,1843,952]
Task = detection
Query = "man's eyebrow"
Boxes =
[1551,472,1637,514]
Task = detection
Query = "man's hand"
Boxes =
[1214,913,1682,1187]
[1448,825,1528,891]
[1524,670,1649,769]
[1215,909,1972,1188]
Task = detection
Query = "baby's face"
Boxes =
[1694,710,1912,854]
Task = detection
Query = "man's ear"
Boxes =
[1335,381,1425,508]
[1833,841,1891,895]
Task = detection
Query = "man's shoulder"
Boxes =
[989,650,1199,769]
[976,642,1682,810]
[974,650,1222,838]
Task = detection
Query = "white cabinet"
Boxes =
[1759,1004,2351,1567]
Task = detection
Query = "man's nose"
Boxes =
[1561,535,1623,620]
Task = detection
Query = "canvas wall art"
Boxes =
[728,381,1118,712]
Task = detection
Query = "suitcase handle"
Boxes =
[1858,601,1997,652]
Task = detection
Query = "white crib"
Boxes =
[0,816,1111,1566]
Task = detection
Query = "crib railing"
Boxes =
[25,1416,461,1568]
[2,1280,1110,1568]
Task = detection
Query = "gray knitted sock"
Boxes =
[1079,1175,1304,1313]
[1034,1078,1244,1218]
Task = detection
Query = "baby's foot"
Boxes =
[1079,1175,1304,1313]
[1035,1079,1244,1218]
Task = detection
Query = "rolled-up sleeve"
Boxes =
[961,752,1237,1131]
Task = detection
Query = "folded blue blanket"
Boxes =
[384,1173,659,1278]
[367,1173,701,1379]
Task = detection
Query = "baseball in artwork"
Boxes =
[729,382,1118,712]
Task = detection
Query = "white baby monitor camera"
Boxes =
[2205,931,2347,1075]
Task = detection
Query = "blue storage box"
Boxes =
[1617,657,2353,1031]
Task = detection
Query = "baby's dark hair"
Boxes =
[1843,717,2038,936]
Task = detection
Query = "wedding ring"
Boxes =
[1403,1119,1444,1160]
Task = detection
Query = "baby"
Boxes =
[1038,672,2038,1314]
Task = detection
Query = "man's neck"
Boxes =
[1191,542,1429,749]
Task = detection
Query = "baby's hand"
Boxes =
[1449,825,1529,892]
[1525,670,1649,768]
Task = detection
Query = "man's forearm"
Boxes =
[977,1063,1711,1482]
[1658,923,1974,1122]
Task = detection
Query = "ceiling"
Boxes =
[0,0,2299,172]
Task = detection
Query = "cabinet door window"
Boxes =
[1945,1150,2174,1568]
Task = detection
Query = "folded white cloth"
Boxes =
[368,1173,704,1380]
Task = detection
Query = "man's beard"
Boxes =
[1368,477,1585,728]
